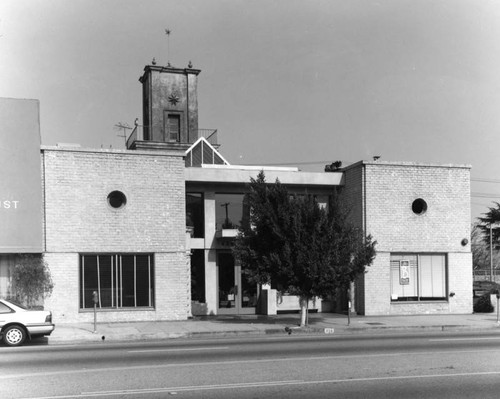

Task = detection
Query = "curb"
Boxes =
[45,323,500,345]
[47,328,287,345]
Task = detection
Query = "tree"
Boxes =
[233,172,377,326]
[471,223,500,273]
[12,254,54,309]
[476,203,500,278]
[478,202,500,250]
[471,223,491,272]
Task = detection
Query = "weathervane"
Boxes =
[165,28,172,67]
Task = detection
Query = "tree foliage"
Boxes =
[233,172,376,325]
[478,202,500,250]
[471,224,491,271]
[471,223,500,272]
[12,254,54,308]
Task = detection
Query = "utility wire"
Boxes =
[472,178,500,184]
[259,160,500,183]
[472,192,500,199]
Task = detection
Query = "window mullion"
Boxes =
[148,255,151,307]
[116,255,120,308]
[417,255,421,301]
[120,256,123,308]
[111,255,114,308]
[134,256,137,307]
[81,256,85,309]
[97,256,101,308]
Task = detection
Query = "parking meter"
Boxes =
[496,292,500,324]
[92,291,98,305]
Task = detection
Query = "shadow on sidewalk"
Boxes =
[193,312,348,327]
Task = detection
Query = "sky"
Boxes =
[1,0,500,221]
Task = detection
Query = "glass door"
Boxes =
[217,253,236,312]
[217,252,257,315]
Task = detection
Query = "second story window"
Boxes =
[186,193,204,238]
[215,193,248,230]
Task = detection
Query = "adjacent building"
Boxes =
[0,63,472,323]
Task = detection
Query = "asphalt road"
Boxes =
[2,331,500,398]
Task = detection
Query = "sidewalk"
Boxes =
[47,312,500,345]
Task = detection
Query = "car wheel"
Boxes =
[3,325,27,346]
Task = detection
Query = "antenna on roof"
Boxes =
[114,122,132,146]
[165,28,172,67]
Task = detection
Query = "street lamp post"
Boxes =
[490,223,493,282]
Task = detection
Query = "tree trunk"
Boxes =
[299,296,309,327]
[349,281,356,315]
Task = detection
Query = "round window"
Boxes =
[107,191,127,209]
[412,198,427,215]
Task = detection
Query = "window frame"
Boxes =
[215,192,247,231]
[186,192,204,238]
[0,302,14,314]
[79,254,155,310]
[163,111,182,143]
[390,253,448,302]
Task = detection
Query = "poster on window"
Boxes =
[399,260,410,285]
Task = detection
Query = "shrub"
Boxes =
[473,293,494,313]
[12,254,54,309]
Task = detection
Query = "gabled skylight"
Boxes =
[185,137,230,167]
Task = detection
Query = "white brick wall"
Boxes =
[364,163,471,253]
[342,161,472,315]
[42,148,191,323]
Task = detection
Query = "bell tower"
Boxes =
[132,63,201,150]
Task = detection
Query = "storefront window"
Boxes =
[390,254,446,301]
[80,254,154,309]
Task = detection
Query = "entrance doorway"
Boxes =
[217,252,257,315]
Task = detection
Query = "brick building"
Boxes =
[341,161,472,315]
[0,64,472,323]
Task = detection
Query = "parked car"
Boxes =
[0,299,55,346]
[473,281,500,313]
[473,280,500,297]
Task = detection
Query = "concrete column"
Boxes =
[204,192,217,315]
[258,284,277,315]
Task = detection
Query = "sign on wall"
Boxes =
[0,98,43,253]
[399,260,410,285]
